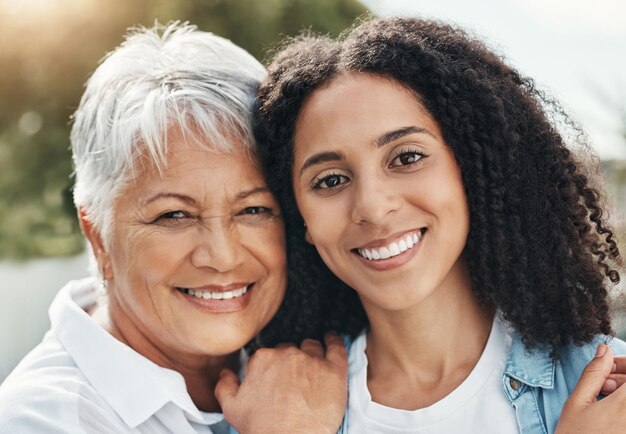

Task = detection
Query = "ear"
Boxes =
[78,208,112,280]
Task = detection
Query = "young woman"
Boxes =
[251,17,625,433]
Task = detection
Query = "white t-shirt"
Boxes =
[0,278,230,434]
[347,316,519,433]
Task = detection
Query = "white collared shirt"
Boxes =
[0,278,231,433]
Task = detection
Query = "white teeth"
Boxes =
[389,242,400,256]
[181,286,249,300]
[356,230,424,261]
[398,239,407,252]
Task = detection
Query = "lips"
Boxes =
[354,229,425,261]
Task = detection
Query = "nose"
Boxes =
[350,175,401,225]
[189,219,245,272]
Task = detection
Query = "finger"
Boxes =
[607,373,626,389]
[611,356,626,375]
[601,378,619,395]
[567,344,614,408]
[601,373,626,395]
[300,338,324,358]
[214,369,240,410]
[324,332,348,369]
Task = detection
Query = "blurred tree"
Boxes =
[0,0,368,259]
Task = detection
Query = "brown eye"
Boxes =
[241,206,271,215]
[389,151,424,168]
[153,210,193,228]
[235,206,276,225]
[324,175,341,188]
[313,173,349,190]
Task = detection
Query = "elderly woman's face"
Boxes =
[104,128,286,356]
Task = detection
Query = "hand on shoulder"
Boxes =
[556,344,626,434]
[216,333,348,434]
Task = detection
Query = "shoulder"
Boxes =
[555,335,626,389]
[558,334,626,365]
[607,335,626,354]
[0,384,119,434]
[0,334,126,433]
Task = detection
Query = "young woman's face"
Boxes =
[293,73,470,312]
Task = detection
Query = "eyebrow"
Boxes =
[299,151,345,176]
[143,192,198,206]
[236,186,271,200]
[375,126,435,148]
[143,187,270,206]
[298,126,435,176]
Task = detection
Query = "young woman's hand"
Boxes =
[556,345,626,433]
[215,333,348,434]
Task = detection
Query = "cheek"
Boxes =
[415,163,468,217]
[242,230,288,321]
[111,228,189,291]
[430,179,470,242]
[242,222,287,280]
[298,194,346,244]
[442,176,470,226]
[263,239,287,278]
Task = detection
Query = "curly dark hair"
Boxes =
[253,17,622,353]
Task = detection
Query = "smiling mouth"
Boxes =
[353,229,425,261]
[176,284,252,300]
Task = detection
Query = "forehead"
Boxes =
[294,73,439,152]
[123,133,265,201]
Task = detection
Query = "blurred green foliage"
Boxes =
[0,0,368,259]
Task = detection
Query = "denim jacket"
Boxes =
[338,332,626,434]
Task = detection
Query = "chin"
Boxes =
[194,334,254,356]
[361,286,434,311]
[173,321,257,356]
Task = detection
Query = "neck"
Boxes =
[361,257,494,408]
[91,297,239,413]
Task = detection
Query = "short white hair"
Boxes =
[71,22,266,244]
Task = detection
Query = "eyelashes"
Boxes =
[388,147,426,168]
[234,206,278,225]
[311,172,349,191]
[152,210,193,228]
[309,146,428,192]
[151,206,279,228]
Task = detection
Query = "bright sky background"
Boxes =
[363,0,626,159]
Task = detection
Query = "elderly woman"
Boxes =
[0,23,346,433]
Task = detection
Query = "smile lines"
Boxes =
[356,230,424,261]
[178,285,249,300]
